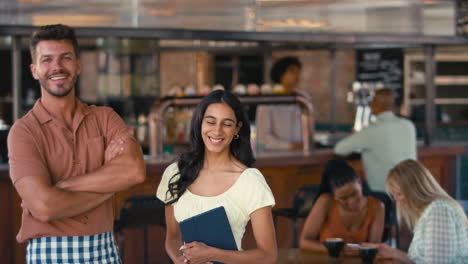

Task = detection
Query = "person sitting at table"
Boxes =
[365,159,468,264]
[299,159,385,255]
[156,90,277,264]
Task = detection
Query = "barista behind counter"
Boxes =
[334,89,417,192]
[256,56,313,151]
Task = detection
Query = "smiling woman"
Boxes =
[299,159,385,256]
[367,159,468,264]
[201,103,240,154]
[156,90,277,264]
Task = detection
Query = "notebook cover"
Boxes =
[179,206,238,264]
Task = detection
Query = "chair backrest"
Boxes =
[367,191,396,243]
[456,200,468,215]
[115,195,166,231]
[293,185,321,218]
[367,191,394,223]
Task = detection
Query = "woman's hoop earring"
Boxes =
[234,134,240,139]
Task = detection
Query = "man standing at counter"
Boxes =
[334,89,416,192]
[7,24,145,263]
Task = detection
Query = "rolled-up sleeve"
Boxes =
[101,107,136,145]
[8,121,49,185]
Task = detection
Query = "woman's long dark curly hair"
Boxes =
[166,90,255,204]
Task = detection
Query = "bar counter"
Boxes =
[0,145,465,264]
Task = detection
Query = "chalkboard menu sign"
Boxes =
[356,49,403,90]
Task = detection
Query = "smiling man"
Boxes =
[7,24,145,264]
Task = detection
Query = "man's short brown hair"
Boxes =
[30,24,79,62]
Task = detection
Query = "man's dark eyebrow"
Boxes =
[39,52,73,58]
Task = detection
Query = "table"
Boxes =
[278,248,400,264]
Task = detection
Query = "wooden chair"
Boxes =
[114,195,166,263]
[367,191,399,248]
[272,185,321,248]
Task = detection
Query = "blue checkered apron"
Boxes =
[26,231,121,264]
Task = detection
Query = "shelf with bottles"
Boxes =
[404,52,468,122]
[409,76,468,86]
[95,38,159,98]
[163,106,193,146]
[165,82,293,98]
[410,98,468,105]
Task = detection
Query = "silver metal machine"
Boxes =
[348,81,383,131]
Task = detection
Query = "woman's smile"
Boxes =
[208,136,224,145]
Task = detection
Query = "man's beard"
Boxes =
[40,74,77,98]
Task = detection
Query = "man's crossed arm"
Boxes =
[13,133,145,222]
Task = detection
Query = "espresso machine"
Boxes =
[347,81,382,131]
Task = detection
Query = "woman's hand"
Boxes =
[375,243,397,259]
[343,244,359,256]
[180,242,214,264]
[361,243,395,259]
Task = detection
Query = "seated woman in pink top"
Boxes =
[299,159,385,255]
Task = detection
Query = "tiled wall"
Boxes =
[160,52,199,96]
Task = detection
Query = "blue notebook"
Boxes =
[179,206,238,264]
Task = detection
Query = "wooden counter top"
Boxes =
[1,145,466,181]
[143,148,338,175]
[145,144,466,175]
